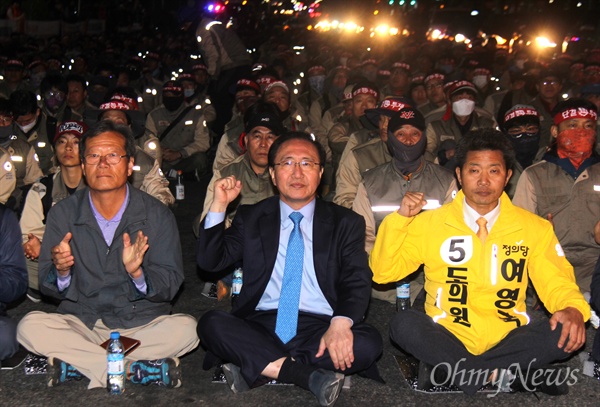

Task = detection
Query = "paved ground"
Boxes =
[2,178,600,407]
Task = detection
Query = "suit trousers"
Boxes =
[197,309,383,385]
[390,310,570,395]
[0,315,19,361]
[17,311,200,389]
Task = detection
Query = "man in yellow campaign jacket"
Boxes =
[370,129,590,395]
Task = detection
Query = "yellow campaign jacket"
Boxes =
[370,190,590,355]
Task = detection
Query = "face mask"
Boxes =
[235,95,259,114]
[331,85,344,101]
[18,119,37,134]
[308,75,325,95]
[364,71,377,83]
[472,75,488,89]
[439,64,454,74]
[386,129,427,175]
[44,93,65,113]
[184,89,195,98]
[163,96,184,112]
[556,128,596,169]
[509,132,540,168]
[30,71,46,88]
[515,59,526,70]
[88,90,107,107]
[0,125,13,142]
[452,99,475,116]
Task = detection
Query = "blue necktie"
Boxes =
[275,211,304,344]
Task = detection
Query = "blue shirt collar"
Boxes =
[279,198,316,226]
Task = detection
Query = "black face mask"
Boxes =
[163,96,184,112]
[0,125,14,144]
[88,90,107,107]
[509,132,540,168]
[386,131,427,175]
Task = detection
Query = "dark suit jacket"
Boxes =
[197,196,372,324]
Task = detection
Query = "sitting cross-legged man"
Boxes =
[370,129,590,395]
[197,132,383,406]
[17,121,199,389]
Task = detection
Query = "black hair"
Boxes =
[9,90,38,117]
[79,120,136,162]
[107,86,139,101]
[267,131,326,168]
[40,73,68,95]
[0,98,12,116]
[454,128,516,171]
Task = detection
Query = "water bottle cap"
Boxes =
[110,331,120,339]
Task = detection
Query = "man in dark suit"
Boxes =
[197,132,382,406]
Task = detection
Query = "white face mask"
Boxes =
[472,75,488,89]
[452,99,475,116]
[18,120,37,134]
[515,59,526,70]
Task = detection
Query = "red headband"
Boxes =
[554,107,598,125]
[99,101,131,111]
[379,99,408,112]
[111,94,139,110]
[504,107,539,123]
[237,79,261,93]
[392,62,411,72]
[424,73,445,84]
[352,87,378,99]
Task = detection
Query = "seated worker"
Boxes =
[333,97,409,209]
[513,98,600,294]
[17,121,199,389]
[499,104,541,198]
[370,129,590,395]
[197,132,383,406]
[195,101,284,300]
[145,80,211,179]
[352,107,457,303]
[20,121,88,302]
[0,204,27,364]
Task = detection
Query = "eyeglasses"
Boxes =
[540,80,559,86]
[84,152,127,165]
[274,159,321,171]
[0,115,13,126]
[425,83,443,90]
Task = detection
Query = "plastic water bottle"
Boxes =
[107,331,125,395]
[396,280,410,312]
[231,268,243,303]
[176,170,185,200]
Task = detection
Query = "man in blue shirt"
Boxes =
[197,132,382,406]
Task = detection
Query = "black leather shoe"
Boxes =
[509,366,569,396]
[416,361,434,391]
[308,369,345,407]
[222,363,250,393]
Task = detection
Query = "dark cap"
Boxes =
[388,107,426,133]
[244,110,285,135]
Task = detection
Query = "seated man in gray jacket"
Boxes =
[17,121,199,389]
